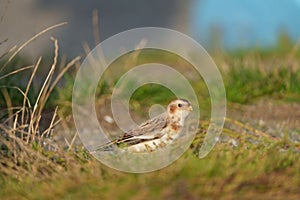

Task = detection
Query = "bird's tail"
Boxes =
[90,139,118,153]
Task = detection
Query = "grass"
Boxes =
[0,139,298,199]
[224,66,300,103]
[0,23,299,199]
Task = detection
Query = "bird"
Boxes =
[93,99,193,153]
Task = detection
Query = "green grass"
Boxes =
[54,47,300,111]
[2,47,300,110]
[224,66,300,103]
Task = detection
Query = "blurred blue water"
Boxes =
[190,0,300,49]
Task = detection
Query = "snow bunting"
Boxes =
[94,99,193,153]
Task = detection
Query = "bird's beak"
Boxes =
[188,105,193,112]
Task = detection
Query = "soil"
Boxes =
[227,99,300,144]
[228,99,300,129]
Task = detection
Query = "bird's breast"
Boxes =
[125,127,181,153]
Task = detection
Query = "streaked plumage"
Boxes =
[94,99,193,153]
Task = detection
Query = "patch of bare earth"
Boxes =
[227,99,300,142]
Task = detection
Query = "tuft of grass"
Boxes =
[0,25,82,179]
[224,66,300,103]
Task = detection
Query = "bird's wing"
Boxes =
[93,113,168,151]
[124,113,167,137]
[115,113,167,144]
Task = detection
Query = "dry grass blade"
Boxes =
[12,113,18,163]
[0,45,17,60]
[42,119,61,139]
[123,38,147,69]
[0,22,67,73]
[1,88,13,127]
[287,37,300,66]
[68,131,78,151]
[0,85,30,124]
[37,38,59,114]
[83,9,106,68]
[82,41,91,55]
[40,106,58,144]
[46,56,81,101]
[59,55,67,71]
[92,9,100,45]
[0,65,33,80]
[0,38,8,45]
[27,38,59,143]
[33,115,42,141]
[0,0,10,25]
[21,57,41,126]
[1,108,22,128]
[0,86,31,139]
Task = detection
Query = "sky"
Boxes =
[190,0,300,49]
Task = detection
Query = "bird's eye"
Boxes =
[178,103,182,107]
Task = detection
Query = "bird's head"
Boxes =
[167,99,193,123]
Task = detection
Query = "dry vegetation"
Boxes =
[0,23,82,179]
